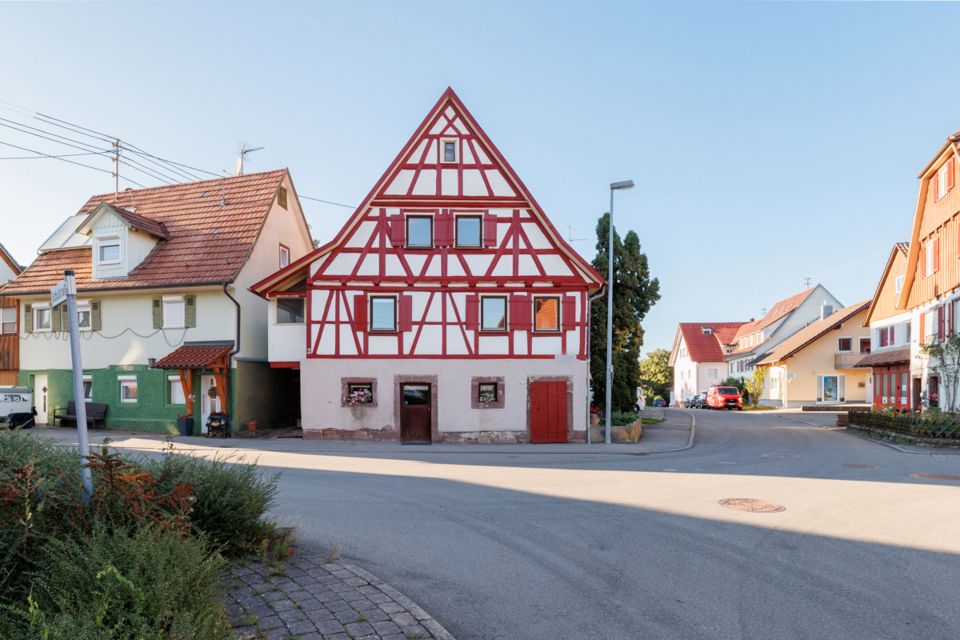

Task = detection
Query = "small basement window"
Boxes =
[346,382,374,405]
[471,377,504,409]
[441,138,458,163]
[456,215,482,248]
[406,216,433,248]
[118,376,138,404]
[478,382,497,404]
[276,297,305,324]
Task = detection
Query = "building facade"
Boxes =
[0,243,23,386]
[669,322,745,403]
[252,88,604,443]
[1,170,313,432]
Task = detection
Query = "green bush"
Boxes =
[5,526,229,640]
[147,453,279,556]
[611,411,639,426]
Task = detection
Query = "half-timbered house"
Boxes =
[252,88,604,443]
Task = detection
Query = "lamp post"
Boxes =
[605,180,635,444]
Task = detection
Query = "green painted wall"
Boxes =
[19,366,237,435]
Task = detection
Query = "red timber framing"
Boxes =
[250,88,604,361]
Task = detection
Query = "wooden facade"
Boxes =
[0,295,18,385]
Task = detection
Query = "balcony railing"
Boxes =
[834,352,865,369]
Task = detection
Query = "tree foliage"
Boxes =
[920,335,960,411]
[590,213,660,411]
[639,348,672,400]
[743,366,767,408]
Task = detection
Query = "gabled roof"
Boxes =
[675,322,746,363]
[251,87,603,297]
[732,287,816,344]
[2,170,288,295]
[863,242,909,326]
[78,202,170,240]
[152,341,234,369]
[0,242,22,276]
[756,301,870,366]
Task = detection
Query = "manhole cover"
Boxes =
[719,498,786,513]
[911,473,960,481]
[843,463,878,469]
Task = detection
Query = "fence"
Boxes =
[848,409,960,440]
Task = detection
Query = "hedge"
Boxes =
[848,410,960,440]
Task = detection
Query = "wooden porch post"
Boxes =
[178,368,194,417]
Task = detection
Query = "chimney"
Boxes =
[820,302,833,320]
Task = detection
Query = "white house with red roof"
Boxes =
[1,170,313,433]
[252,88,604,443]
[669,322,745,404]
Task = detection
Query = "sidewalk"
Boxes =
[26,409,695,456]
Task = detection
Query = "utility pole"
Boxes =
[112,139,120,201]
[605,180,635,444]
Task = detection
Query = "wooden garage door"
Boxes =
[530,380,568,443]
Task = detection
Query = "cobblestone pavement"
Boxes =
[225,555,455,640]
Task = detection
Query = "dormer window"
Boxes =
[441,138,458,163]
[936,157,954,200]
[98,239,120,264]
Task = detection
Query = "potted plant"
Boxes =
[176,413,194,437]
[345,387,373,418]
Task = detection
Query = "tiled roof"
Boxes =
[1,170,286,295]
[854,347,911,368]
[895,242,909,256]
[677,322,746,362]
[756,301,870,365]
[729,287,817,351]
[103,203,170,240]
[152,341,234,369]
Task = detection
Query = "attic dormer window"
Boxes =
[98,239,120,264]
[701,327,712,335]
[441,138,458,163]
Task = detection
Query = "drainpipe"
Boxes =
[585,286,607,444]
[223,282,241,435]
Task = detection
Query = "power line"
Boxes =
[0,149,110,161]
[0,117,111,155]
[299,194,356,209]
[0,139,147,188]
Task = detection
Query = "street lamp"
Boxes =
[605,179,635,444]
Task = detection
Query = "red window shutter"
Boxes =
[483,212,497,248]
[389,214,405,247]
[509,295,531,330]
[398,294,413,332]
[938,306,945,341]
[561,295,577,331]
[465,294,479,331]
[435,211,452,247]
[353,294,368,331]
[934,236,940,273]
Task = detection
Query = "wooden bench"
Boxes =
[54,401,108,429]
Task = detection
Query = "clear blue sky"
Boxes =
[1,1,958,353]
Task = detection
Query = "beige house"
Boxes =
[756,301,871,407]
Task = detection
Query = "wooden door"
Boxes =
[400,383,432,443]
[530,380,568,443]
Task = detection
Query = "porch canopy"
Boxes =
[151,341,233,418]
[854,347,910,368]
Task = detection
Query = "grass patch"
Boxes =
[741,405,775,411]
[640,417,664,425]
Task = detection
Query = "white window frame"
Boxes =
[76,301,92,331]
[895,275,904,294]
[33,304,52,332]
[480,295,508,332]
[279,244,290,268]
[162,295,186,329]
[937,162,950,199]
[97,236,121,265]
[0,306,16,335]
[440,137,459,164]
[925,240,935,278]
[118,375,138,404]
[82,375,93,401]
[837,336,853,352]
[168,375,186,405]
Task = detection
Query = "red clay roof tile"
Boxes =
[678,322,747,362]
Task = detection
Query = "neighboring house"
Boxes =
[251,88,604,443]
[668,322,745,403]
[756,301,871,407]
[856,243,912,411]
[725,284,844,405]
[0,170,313,432]
[0,242,24,385]
[898,130,960,411]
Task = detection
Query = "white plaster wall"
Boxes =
[301,357,588,434]
[19,288,236,370]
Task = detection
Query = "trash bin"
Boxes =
[176,416,194,436]
[206,412,229,438]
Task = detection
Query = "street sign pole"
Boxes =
[55,270,93,501]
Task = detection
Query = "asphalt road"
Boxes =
[250,409,960,640]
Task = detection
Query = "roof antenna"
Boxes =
[803,277,812,288]
[234,142,264,176]
[760,307,767,317]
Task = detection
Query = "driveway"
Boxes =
[31,410,960,639]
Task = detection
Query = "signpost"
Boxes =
[53,270,93,501]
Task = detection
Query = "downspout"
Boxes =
[224,282,241,435]
[585,285,607,444]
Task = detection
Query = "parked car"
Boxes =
[706,385,743,410]
[689,392,707,409]
[653,397,666,407]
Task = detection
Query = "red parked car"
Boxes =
[706,385,743,410]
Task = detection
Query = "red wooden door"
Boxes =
[530,381,568,443]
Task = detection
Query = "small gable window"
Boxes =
[98,240,120,264]
[279,244,290,268]
[441,138,458,163]
[937,158,954,200]
[406,216,433,248]
[894,275,904,294]
[456,215,482,248]
[278,186,288,210]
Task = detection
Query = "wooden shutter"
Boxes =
[52,305,63,332]
[398,294,413,332]
[509,295,531,330]
[483,212,497,248]
[184,295,196,328]
[435,211,453,247]
[561,296,577,331]
[465,295,479,331]
[23,303,32,333]
[389,214,405,247]
[949,158,956,191]
[152,297,162,329]
[939,305,947,341]
[353,294,368,332]
[91,300,101,331]
[934,236,940,274]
